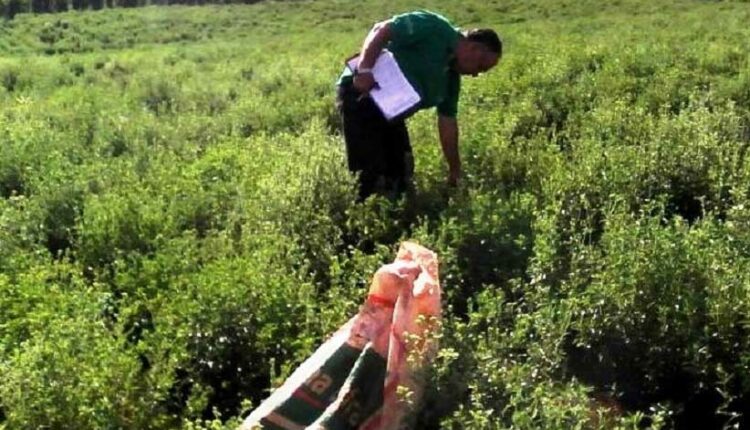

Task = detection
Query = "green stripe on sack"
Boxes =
[273,394,326,425]
[318,345,387,430]
[265,342,369,426]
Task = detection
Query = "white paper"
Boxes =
[347,50,421,121]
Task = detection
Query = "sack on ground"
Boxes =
[240,242,442,430]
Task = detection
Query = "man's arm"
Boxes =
[438,115,461,186]
[352,21,392,94]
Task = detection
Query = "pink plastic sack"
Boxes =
[240,242,441,430]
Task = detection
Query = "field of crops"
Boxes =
[2,0,750,428]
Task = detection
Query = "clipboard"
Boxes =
[346,50,422,121]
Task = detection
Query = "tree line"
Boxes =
[1,0,263,20]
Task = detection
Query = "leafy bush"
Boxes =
[0,263,177,428]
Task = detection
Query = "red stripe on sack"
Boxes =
[367,294,396,308]
[292,388,327,410]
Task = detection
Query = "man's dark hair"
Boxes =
[466,28,502,56]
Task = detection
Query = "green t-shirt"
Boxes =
[339,10,462,118]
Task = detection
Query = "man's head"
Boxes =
[454,28,502,76]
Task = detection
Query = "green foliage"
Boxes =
[564,213,750,402]
[0,263,176,428]
[2,0,750,428]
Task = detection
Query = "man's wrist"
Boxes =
[356,66,374,75]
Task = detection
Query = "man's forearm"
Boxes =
[358,21,391,69]
[438,115,461,182]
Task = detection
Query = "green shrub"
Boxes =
[77,190,172,268]
[561,212,750,427]
[140,76,181,115]
[149,249,324,419]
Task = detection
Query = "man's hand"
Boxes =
[352,21,391,98]
[352,72,378,97]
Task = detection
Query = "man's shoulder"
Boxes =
[391,10,456,28]
[410,9,452,22]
